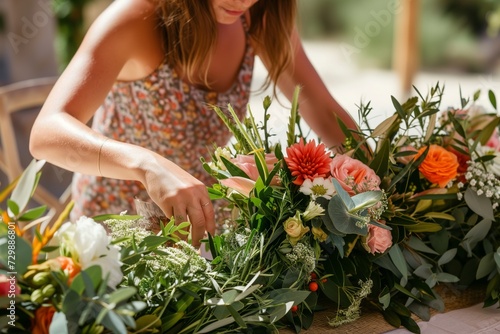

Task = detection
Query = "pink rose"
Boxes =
[365,221,392,254]
[231,153,280,185]
[0,274,20,296]
[330,154,380,195]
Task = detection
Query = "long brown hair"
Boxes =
[156,0,297,94]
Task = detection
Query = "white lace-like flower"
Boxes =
[472,143,500,177]
[299,177,336,199]
[52,217,123,288]
[302,201,325,221]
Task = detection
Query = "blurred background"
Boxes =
[1,0,500,215]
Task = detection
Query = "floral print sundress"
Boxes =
[70,18,254,221]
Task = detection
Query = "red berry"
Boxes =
[310,272,318,279]
[291,305,298,313]
[309,281,319,292]
[321,278,328,283]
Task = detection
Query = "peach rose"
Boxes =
[365,221,392,254]
[51,256,81,285]
[32,306,56,334]
[284,212,310,245]
[330,154,381,195]
[231,153,280,185]
[415,145,459,188]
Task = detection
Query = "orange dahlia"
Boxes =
[285,139,332,185]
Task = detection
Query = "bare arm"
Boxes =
[258,28,359,149]
[29,0,214,245]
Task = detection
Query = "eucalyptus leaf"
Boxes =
[464,188,494,221]
[49,312,69,334]
[100,309,127,334]
[437,248,457,266]
[108,287,136,305]
[460,219,492,256]
[435,272,459,283]
[413,263,433,279]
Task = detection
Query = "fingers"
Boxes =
[157,199,215,247]
[201,201,216,237]
[187,200,214,247]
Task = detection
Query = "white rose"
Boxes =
[53,217,123,288]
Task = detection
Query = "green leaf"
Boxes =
[371,113,399,137]
[135,315,161,330]
[392,96,406,120]
[401,316,420,333]
[477,253,495,280]
[489,89,497,109]
[6,200,19,217]
[161,312,185,332]
[475,116,500,146]
[369,138,390,180]
[18,205,47,221]
[379,287,391,310]
[222,290,239,305]
[70,266,103,295]
[382,309,401,328]
[92,214,141,222]
[286,86,300,147]
[473,89,481,101]
[389,245,408,284]
[423,212,455,221]
[62,289,83,316]
[198,317,236,333]
[220,156,250,178]
[0,233,32,274]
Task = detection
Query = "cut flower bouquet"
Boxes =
[1,83,500,334]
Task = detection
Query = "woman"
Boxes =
[30,0,359,246]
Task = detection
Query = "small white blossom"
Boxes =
[299,177,336,199]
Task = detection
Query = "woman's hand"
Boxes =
[140,153,216,247]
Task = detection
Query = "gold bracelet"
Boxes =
[97,138,109,177]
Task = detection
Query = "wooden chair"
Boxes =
[0,77,72,225]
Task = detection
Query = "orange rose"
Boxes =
[32,306,56,334]
[416,145,459,188]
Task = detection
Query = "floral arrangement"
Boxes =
[1,83,500,334]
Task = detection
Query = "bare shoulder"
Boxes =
[81,0,160,56]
